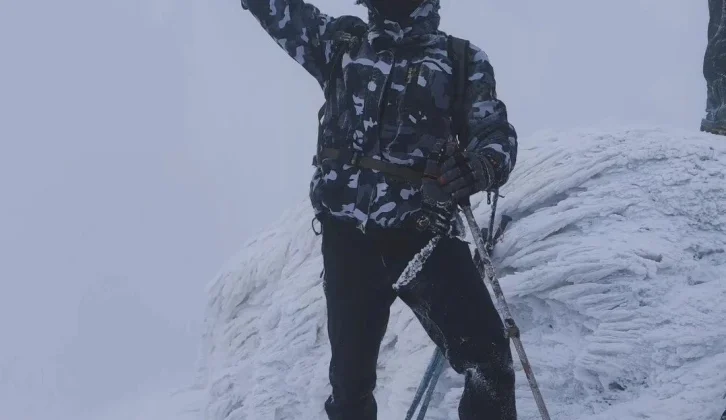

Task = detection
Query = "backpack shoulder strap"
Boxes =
[315,19,367,164]
[322,18,367,98]
[447,35,471,149]
[317,18,366,117]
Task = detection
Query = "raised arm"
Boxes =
[240,0,341,85]
[464,45,518,189]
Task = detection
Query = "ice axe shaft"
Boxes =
[461,205,552,420]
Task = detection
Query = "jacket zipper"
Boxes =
[377,50,397,150]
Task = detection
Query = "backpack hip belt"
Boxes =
[312,147,425,184]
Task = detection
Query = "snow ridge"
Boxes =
[199,127,726,420]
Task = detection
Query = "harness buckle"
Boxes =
[350,151,362,167]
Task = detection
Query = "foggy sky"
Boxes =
[0,0,706,418]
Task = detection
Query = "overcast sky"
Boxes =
[0,0,706,418]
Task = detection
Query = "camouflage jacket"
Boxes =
[241,0,518,231]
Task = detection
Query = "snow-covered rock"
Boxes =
[199,127,726,420]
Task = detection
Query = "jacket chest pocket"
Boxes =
[400,59,453,119]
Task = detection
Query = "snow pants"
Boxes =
[320,216,516,420]
[703,0,726,132]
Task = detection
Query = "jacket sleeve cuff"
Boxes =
[476,154,496,191]
[478,152,508,189]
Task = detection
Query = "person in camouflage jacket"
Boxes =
[240,0,518,419]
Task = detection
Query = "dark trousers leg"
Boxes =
[385,236,517,420]
[321,218,396,420]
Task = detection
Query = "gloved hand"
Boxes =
[438,151,495,203]
[416,176,457,236]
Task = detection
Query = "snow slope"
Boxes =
[199,127,726,420]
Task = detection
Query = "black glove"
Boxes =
[438,151,495,203]
[416,176,457,236]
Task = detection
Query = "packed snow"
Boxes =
[198,127,726,420]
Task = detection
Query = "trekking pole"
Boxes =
[415,350,446,420]
[461,195,552,420]
[406,350,446,420]
[403,348,445,420]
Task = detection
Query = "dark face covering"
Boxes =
[370,0,424,22]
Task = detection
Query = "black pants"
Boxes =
[704,0,726,130]
[321,216,516,420]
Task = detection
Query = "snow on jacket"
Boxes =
[241,0,518,231]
